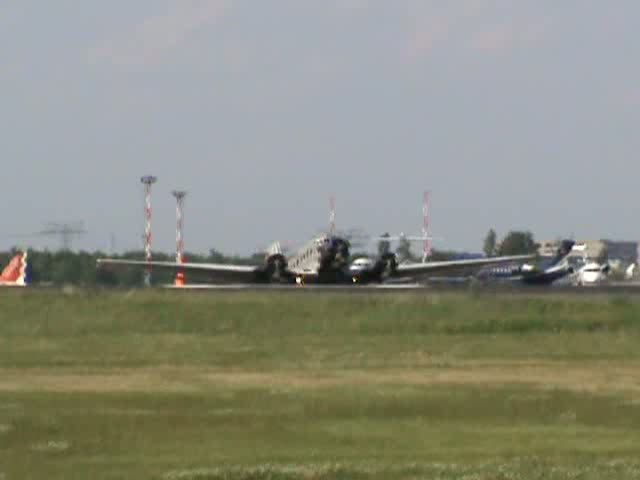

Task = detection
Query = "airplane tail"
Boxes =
[549,240,576,266]
[265,242,283,257]
[0,252,31,286]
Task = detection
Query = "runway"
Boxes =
[16,281,640,297]
[160,282,640,296]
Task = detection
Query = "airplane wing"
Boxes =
[395,255,534,279]
[96,258,259,283]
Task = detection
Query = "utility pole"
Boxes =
[38,222,87,251]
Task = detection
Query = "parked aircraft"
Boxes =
[570,244,610,286]
[97,234,533,285]
[476,240,576,285]
[626,263,636,280]
[0,252,30,287]
[573,261,610,286]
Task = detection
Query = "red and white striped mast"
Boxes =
[140,175,157,286]
[422,191,431,263]
[172,190,187,287]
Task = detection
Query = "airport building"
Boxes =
[537,239,638,268]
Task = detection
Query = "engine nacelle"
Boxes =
[265,253,288,282]
[354,252,397,283]
[319,237,350,271]
[256,253,289,283]
[378,252,398,280]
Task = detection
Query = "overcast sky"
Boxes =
[2,1,639,255]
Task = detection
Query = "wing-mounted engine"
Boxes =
[372,236,397,280]
[375,252,398,280]
[254,242,291,283]
[265,253,289,282]
[319,237,350,271]
[333,238,351,270]
[353,252,397,283]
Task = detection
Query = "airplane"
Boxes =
[97,234,534,286]
[570,244,610,286]
[573,261,610,286]
[625,263,636,281]
[476,240,577,285]
[0,251,30,287]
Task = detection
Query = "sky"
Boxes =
[1,1,639,255]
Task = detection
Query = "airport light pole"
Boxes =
[141,175,157,287]
[172,190,187,287]
[422,191,431,263]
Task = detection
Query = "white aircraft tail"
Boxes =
[265,242,283,257]
[0,252,30,286]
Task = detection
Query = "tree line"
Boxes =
[387,230,538,264]
[482,229,538,257]
[0,249,263,287]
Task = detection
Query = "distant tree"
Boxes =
[248,252,265,264]
[428,249,459,261]
[497,231,537,256]
[483,229,497,257]
[207,249,226,263]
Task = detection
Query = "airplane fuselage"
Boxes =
[286,235,354,284]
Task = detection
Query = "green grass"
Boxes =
[1,289,640,479]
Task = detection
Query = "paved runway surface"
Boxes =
[19,282,640,296]
[159,282,640,296]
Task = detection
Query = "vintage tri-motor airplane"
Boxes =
[97,234,533,286]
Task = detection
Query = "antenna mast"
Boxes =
[422,191,431,263]
[140,175,157,286]
[172,190,187,287]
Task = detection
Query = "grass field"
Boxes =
[1,289,640,479]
